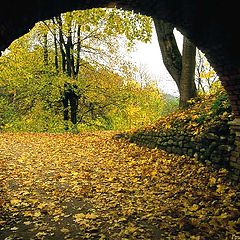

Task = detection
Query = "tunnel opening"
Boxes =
[1,0,240,179]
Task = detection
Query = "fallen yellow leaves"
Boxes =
[74,212,98,223]
[10,199,21,206]
[188,204,199,212]
[0,131,239,239]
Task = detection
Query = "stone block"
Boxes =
[231,151,239,158]
[218,145,233,152]
[230,162,240,170]
[204,133,219,140]
[167,147,172,152]
[230,156,237,162]
[187,149,194,157]
[182,148,188,154]
[230,173,240,181]
[178,141,183,148]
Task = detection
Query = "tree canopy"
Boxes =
[0,8,178,132]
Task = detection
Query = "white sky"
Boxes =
[130,27,183,96]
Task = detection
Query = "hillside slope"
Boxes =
[127,86,236,172]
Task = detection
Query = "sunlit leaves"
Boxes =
[0,40,167,132]
[195,49,218,92]
[0,7,158,132]
[137,82,232,138]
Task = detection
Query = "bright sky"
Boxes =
[130,26,183,96]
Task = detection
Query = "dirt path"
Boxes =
[0,131,239,239]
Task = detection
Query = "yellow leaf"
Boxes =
[127,226,137,233]
[36,232,47,238]
[33,210,41,218]
[219,168,228,175]
[37,203,48,209]
[118,217,127,222]
[177,232,187,240]
[217,212,228,219]
[151,170,158,178]
[10,199,21,206]
[73,213,85,223]
[28,198,38,204]
[99,234,107,240]
[23,221,31,225]
[165,123,171,129]
[53,216,60,222]
[209,177,216,186]
[60,227,70,234]
[189,204,199,212]
[23,211,32,217]
[72,171,79,176]
[193,128,200,135]
[191,115,198,120]
[216,184,225,194]
[85,213,98,219]
[190,236,201,240]
[10,227,18,231]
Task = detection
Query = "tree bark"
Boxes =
[43,33,48,66]
[153,19,182,89]
[69,91,78,124]
[179,37,197,108]
[55,14,80,130]
[56,16,66,73]
[52,18,59,73]
[153,19,197,108]
[62,91,69,130]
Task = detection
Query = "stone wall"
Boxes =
[229,118,240,182]
[128,120,239,182]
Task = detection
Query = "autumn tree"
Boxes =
[36,8,152,131]
[195,49,218,92]
[0,41,167,132]
[0,10,170,132]
[153,19,197,108]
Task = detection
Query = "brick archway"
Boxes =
[1,0,240,181]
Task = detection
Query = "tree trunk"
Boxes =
[69,91,78,125]
[62,90,69,130]
[179,37,197,108]
[55,14,80,131]
[153,19,182,89]
[153,18,197,108]
[52,18,59,73]
[56,16,66,73]
[43,33,48,66]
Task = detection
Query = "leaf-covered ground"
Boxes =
[0,131,239,240]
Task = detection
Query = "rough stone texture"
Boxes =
[229,118,240,182]
[129,120,238,182]
[1,1,240,182]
